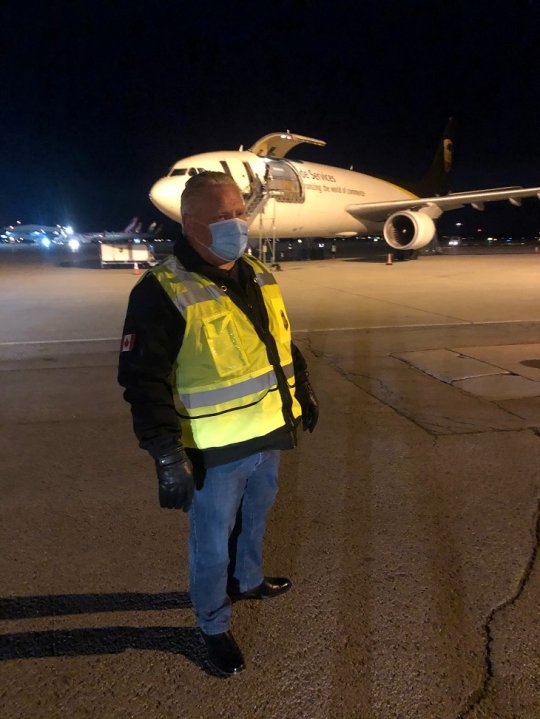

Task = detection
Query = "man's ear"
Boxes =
[181,214,194,237]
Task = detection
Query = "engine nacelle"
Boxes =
[383,210,436,250]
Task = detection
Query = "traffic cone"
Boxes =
[386,252,393,265]
[133,262,140,275]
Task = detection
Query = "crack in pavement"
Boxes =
[312,349,540,718]
[315,352,488,436]
[456,496,540,719]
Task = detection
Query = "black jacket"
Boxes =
[118,237,308,467]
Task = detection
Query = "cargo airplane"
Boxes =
[73,217,158,245]
[1,224,71,244]
[1,219,159,249]
[149,120,540,251]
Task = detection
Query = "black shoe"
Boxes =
[229,576,292,601]
[201,630,245,675]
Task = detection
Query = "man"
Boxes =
[118,172,318,675]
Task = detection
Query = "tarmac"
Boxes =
[0,246,539,719]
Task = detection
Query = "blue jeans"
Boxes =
[188,450,280,635]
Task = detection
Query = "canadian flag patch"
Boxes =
[121,334,136,352]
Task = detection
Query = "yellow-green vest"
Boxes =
[149,254,302,450]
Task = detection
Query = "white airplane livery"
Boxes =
[149,121,540,251]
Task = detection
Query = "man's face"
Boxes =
[182,184,247,268]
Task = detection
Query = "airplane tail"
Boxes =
[124,216,139,233]
[406,117,456,197]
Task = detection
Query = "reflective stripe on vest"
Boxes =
[175,361,294,411]
[177,367,276,410]
[149,254,301,449]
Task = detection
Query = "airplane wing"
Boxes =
[346,186,540,222]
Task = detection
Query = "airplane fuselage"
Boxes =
[149,128,540,251]
[150,150,415,238]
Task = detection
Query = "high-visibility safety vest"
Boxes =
[149,254,302,450]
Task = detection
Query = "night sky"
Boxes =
[2,0,539,234]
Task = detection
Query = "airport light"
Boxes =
[68,238,80,251]
[65,225,74,235]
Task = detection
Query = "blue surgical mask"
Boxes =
[208,218,248,261]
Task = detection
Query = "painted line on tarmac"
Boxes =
[294,322,471,332]
[1,318,537,345]
[0,337,119,346]
[294,318,538,332]
[0,329,460,344]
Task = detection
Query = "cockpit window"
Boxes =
[170,167,206,177]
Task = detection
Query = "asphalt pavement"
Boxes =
[1,245,539,718]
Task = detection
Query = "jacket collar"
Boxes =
[173,228,244,285]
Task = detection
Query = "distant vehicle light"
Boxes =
[65,225,74,235]
[41,238,51,248]
[68,238,80,251]
[133,238,141,244]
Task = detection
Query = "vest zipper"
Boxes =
[225,270,296,435]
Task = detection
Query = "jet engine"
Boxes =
[383,210,436,250]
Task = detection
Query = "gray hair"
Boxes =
[180,171,240,215]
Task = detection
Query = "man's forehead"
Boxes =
[195,184,244,212]
[203,184,242,203]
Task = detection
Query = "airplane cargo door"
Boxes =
[267,160,303,203]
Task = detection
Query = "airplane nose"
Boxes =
[149,177,183,221]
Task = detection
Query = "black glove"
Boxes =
[155,444,195,511]
[295,378,319,433]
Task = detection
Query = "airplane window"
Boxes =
[170,168,187,176]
